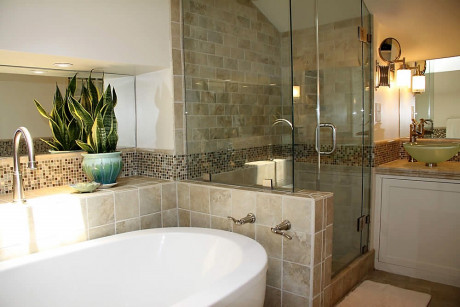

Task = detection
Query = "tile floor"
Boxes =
[365,270,460,307]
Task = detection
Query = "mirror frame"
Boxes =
[378,37,402,63]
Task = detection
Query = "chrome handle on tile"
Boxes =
[271,220,292,240]
[227,213,256,225]
[315,123,337,155]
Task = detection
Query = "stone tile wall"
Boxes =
[183,0,288,154]
[176,180,334,307]
[0,177,177,261]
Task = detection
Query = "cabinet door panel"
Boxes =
[380,178,460,280]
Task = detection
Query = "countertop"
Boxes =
[376,160,460,180]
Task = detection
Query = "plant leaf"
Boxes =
[68,96,94,133]
[112,87,117,108]
[76,140,94,153]
[40,138,59,151]
[87,74,100,111]
[91,113,107,153]
[66,74,77,97]
[34,100,51,120]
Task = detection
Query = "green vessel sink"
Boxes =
[403,142,460,166]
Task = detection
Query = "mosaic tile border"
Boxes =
[0,137,53,157]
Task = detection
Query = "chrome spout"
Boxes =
[12,127,36,203]
[272,118,293,130]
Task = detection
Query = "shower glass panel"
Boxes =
[183,0,373,276]
[183,0,293,190]
[291,0,373,275]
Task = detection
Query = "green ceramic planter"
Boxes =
[81,152,123,185]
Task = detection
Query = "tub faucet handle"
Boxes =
[227,213,256,225]
[271,220,292,240]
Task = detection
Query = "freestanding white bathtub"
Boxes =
[0,228,268,307]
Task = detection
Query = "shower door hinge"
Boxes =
[358,26,371,43]
[357,215,370,232]
[362,245,369,254]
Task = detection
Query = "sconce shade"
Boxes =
[396,68,411,87]
[293,86,300,98]
[412,75,425,93]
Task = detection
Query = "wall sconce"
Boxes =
[376,37,426,93]
[293,85,300,98]
[396,58,426,92]
[375,37,401,89]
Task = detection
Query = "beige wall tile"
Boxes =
[162,183,177,211]
[190,185,210,213]
[211,216,232,231]
[312,294,321,307]
[116,218,140,234]
[313,263,322,297]
[325,225,333,258]
[170,0,180,23]
[87,194,115,227]
[115,189,139,221]
[264,286,281,307]
[256,225,282,258]
[267,257,282,288]
[283,231,311,266]
[282,291,308,307]
[323,285,332,307]
[331,277,344,306]
[233,223,255,239]
[324,256,332,287]
[0,244,34,261]
[177,183,190,209]
[178,209,191,227]
[210,187,231,217]
[326,197,334,226]
[283,261,310,297]
[190,211,210,228]
[232,189,256,218]
[141,213,162,229]
[314,231,323,265]
[89,224,115,240]
[282,196,313,233]
[162,209,178,227]
[139,185,161,215]
[256,193,282,227]
[315,199,324,232]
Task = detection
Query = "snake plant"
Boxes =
[34,75,82,151]
[68,75,118,154]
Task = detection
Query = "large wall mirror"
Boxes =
[0,66,136,157]
[411,56,460,139]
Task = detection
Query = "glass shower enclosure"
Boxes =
[183,0,373,275]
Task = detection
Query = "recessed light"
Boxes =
[53,62,73,68]
[31,70,45,74]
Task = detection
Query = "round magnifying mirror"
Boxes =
[378,38,401,63]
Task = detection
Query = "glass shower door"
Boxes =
[292,0,372,275]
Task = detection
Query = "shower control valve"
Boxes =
[271,220,292,240]
[227,213,256,225]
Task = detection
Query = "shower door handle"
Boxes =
[315,123,337,155]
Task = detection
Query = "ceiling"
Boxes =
[364,0,460,61]
[253,0,460,61]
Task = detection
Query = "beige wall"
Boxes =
[0,73,67,139]
[373,21,401,141]
[433,70,460,127]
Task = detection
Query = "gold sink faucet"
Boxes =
[409,119,425,143]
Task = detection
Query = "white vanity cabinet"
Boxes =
[373,174,460,287]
